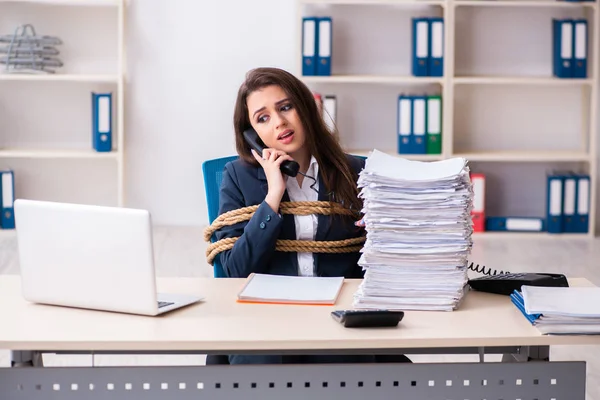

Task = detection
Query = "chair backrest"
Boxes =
[202,155,239,277]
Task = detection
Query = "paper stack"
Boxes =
[512,285,600,335]
[353,149,474,311]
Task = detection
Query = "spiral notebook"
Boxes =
[237,273,345,305]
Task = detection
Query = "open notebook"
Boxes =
[237,273,345,305]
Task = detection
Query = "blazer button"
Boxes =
[260,222,266,229]
[266,215,271,222]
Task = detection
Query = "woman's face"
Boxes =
[246,85,306,157]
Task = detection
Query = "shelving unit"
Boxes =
[297,0,599,237]
[0,74,120,83]
[0,149,120,159]
[0,0,126,215]
[453,76,593,85]
[303,75,444,84]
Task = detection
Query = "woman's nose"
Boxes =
[273,112,287,128]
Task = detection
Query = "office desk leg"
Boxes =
[10,351,43,368]
[502,346,550,363]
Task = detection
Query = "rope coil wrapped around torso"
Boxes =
[203,200,366,265]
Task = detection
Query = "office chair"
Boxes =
[201,155,239,278]
[202,155,239,366]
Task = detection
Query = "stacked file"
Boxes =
[512,285,600,335]
[353,149,474,311]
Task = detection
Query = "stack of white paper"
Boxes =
[521,286,600,335]
[353,149,474,311]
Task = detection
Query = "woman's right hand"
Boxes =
[251,148,294,212]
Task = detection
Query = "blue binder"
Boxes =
[0,170,15,229]
[397,94,413,154]
[412,18,429,77]
[92,92,112,152]
[485,216,545,232]
[563,173,578,233]
[316,17,332,76]
[412,95,427,154]
[552,19,573,78]
[575,174,590,233]
[428,17,444,77]
[546,173,565,233]
[573,19,588,78]
[510,290,541,325]
[302,17,318,76]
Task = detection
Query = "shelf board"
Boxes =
[454,0,597,7]
[452,150,590,162]
[0,229,15,238]
[348,149,444,160]
[302,75,444,84]
[453,76,593,85]
[472,231,591,239]
[350,150,588,162]
[0,149,119,159]
[0,0,120,6]
[299,0,444,4]
[0,73,120,83]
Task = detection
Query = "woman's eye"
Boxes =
[281,104,292,111]
[257,115,268,123]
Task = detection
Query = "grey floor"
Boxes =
[0,227,599,399]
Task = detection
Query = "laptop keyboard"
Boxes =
[158,301,174,308]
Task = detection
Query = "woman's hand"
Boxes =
[251,148,295,212]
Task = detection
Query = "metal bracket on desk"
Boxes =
[502,346,550,363]
[0,360,585,400]
[41,346,523,357]
[10,351,43,368]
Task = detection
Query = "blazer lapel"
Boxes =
[257,168,269,197]
[315,172,332,241]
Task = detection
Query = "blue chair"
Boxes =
[202,155,239,278]
[202,155,239,366]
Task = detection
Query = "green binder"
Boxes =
[426,95,442,155]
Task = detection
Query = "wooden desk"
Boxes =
[0,276,598,353]
[0,276,595,400]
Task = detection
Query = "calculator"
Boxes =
[331,310,405,328]
[468,272,569,296]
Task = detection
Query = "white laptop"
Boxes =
[14,199,203,316]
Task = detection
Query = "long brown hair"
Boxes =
[233,67,362,214]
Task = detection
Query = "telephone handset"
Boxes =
[243,128,300,177]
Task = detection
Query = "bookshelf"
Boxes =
[0,0,126,216]
[297,0,599,238]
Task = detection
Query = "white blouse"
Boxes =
[285,156,319,277]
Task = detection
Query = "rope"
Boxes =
[203,200,365,265]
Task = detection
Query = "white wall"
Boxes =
[0,0,598,232]
[124,0,296,225]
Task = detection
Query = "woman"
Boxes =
[216,67,366,281]
[214,67,395,365]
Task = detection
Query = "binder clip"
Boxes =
[0,24,63,74]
